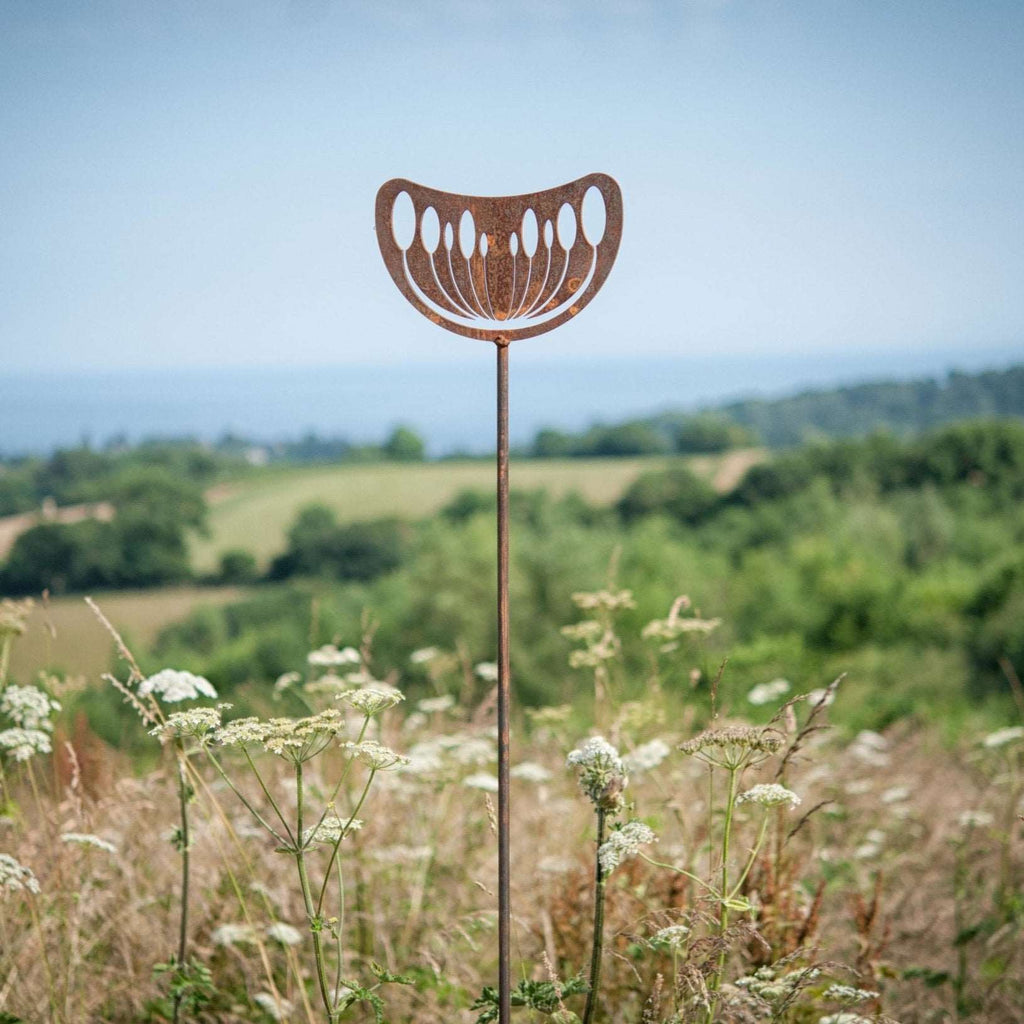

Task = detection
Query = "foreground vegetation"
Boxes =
[1,590,1021,1023]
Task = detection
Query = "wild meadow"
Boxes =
[1,403,1023,1022]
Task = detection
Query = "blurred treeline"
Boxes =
[69,417,1022,748]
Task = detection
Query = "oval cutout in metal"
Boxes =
[557,203,577,250]
[420,207,440,253]
[581,185,606,246]
[521,209,538,257]
[391,191,416,250]
[444,222,454,251]
[543,219,554,247]
[459,210,476,260]
[509,232,519,257]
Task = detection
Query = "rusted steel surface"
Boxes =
[375,174,621,1024]
[375,174,622,342]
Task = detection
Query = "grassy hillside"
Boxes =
[191,451,762,571]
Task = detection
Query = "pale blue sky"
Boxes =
[1,1,1022,373]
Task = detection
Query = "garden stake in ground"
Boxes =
[375,174,623,1024]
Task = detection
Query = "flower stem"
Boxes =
[582,807,608,1024]
[172,744,190,1024]
[706,767,739,1023]
[294,761,335,1022]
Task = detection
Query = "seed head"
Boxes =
[338,685,404,716]
[678,725,784,770]
[567,736,628,813]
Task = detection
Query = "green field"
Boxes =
[191,451,763,571]
[9,586,246,685]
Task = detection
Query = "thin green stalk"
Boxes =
[204,746,290,847]
[243,746,297,844]
[729,812,770,899]
[306,716,370,846]
[316,770,375,915]
[28,895,62,1024]
[172,745,191,1024]
[638,853,720,897]
[294,761,335,1022]
[706,767,740,1024]
[581,808,608,1024]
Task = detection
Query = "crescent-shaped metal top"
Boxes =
[375,173,622,343]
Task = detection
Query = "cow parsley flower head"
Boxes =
[302,815,363,846]
[679,725,784,770]
[266,922,303,946]
[572,588,636,612]
[0,727,52,762]
[212,923,257,946]
[510,761,552,783]
[560,620,604,643]
[958,809,994,830]
[647,924,691,951]
[138,669,218,704]
[822,984,879,1004]
[567,736,627,813]
[983,726,1024,749]
[474,662,499,682]
[338,685,404,716]
[622,739,671,775]
[417,694,455,714]
[0,685,61,731]
[463,772,499,792]
[598,820,657,873]
[308,644,361,667]
[0,853,40,896]
[409,646,440,665]
[150,705,230,742]
[747,678,791,706]
[737,783,801,810]
[61,832,118,854]
[254,992,294,1020]
[348,740,409,771]
[215,710,347,763]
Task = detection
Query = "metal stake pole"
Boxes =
[495,338,512,1024]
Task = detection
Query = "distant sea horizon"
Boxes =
[1,346,1020,457]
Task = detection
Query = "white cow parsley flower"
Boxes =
[138,669,217,703]
[598,820,657,873]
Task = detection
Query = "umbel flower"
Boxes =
[308,644,361,667]
[337,685,404,716]
[61,833,118,855]
[302,815,363,846]
[215,709,347,763]
[0,853,40,896]
[348,740,410,771]
[150,705,231,742]
[0,684,61,731]
[678,725,784,770]
[567,736,628,813]
[737,783,801,810]
[598,820,657,873]
[0,727,52,762]
[139,669,218,704]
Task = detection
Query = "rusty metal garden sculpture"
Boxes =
[375,173,622,1024]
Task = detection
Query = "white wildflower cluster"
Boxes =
[560,620,604,643]
[0,598,33,637]
[254,992,294,1020]
[417,694,455,714]
[958,809,994,829]
[571,589,636,612]
[880,785,910,804]
[679,726,784,770]
[642,615,721,642]
[372,844,432,864]
[463,773,499,792]
[647,923,690,951]
[139,669,218,704]
[735,966,820,1003]
[348,740,410,771]
[0,684,61,731]
[308,644,361,667]
[0,853,40,896]
[510,761,552,783]
[338,685,404,716]
[266,922,303,945]
[822,983,879,1004]
[598,820,657,873]
[805,686,836,708]
[212,923,258,946]
[150,704,231,742]
[0,727,52,762]
[61,832,118,854]
[737,783,801,810]
[568,632,619,670]
[215,709,348,763]
[302,814,363,846]
[849,730,890,767]
[854,829,886,860]
[622,739,671,775]
[567,736,628,812]
[409,646,439,665]
[273,671,302,695]
[400,732,496,777]
[474,662,499,682]
[746,678,791,706]
[983,726,1024,749]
